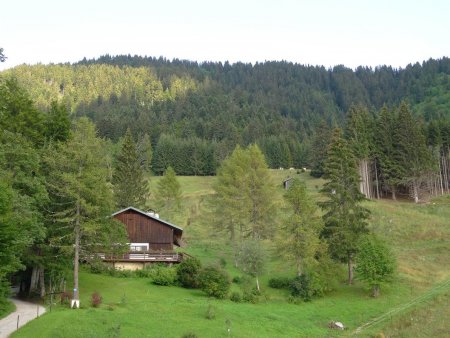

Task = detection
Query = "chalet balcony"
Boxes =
[97,251,185,263]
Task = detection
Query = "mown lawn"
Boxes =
[11,171,450,337]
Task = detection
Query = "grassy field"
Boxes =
[11,171,450,337]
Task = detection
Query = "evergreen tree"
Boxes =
[45,100,71,143]
[156,166,182,213]
[319,128,370,284]
[113,128,149,209]
[44,118,114,306]
[310,120,332,177]
[138,133,153,174]
[394,102,434,202]
[279,179,323,276]
[375,106,404,200]
[345,104,375,198]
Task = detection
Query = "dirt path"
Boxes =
[0,299,46,338]
[351,279,450,335]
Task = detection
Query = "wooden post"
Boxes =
[17,315,19,330]
[37,304,39,317]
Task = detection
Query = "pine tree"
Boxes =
[113,128,149,209]
[375,106,404,200]
[345,104,375,198]
[394,102,434,202]
[310,120,332,178]
[319,128,370,284]
[45,100,71,143]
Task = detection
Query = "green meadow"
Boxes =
[11,171,450,337]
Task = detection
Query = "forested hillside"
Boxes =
[2,56,450,175]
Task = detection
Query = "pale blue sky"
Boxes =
[1,0,449,70]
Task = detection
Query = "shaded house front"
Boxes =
[102,207,185,270]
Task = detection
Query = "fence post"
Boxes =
[37,304,39,318]
[17,315,19,330]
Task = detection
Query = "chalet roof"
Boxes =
[112,206,183,233]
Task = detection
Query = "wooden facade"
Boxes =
[112,206,183,256]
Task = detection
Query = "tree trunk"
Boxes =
[256,276,260,292]
[391,186,397,201]
[39,268,46,298]
[347,255,353,285]
[73,199,80,306]
[372,284,380,297]
[29,266,39,296]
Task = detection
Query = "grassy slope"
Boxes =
[12,171,450,338]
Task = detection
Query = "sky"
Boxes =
[1,0,450,71]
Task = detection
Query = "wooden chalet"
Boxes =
[101,207,186,270]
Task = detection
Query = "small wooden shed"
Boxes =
[283,177,294,190]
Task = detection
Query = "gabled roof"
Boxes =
[112,206,183,233]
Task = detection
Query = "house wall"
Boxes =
[114,210,173,251]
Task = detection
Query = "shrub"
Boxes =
[268,276,292,289]
[91,291,102,307]
[229,291,242,303]
[60,291,72,304]
[242,289,259,304]
[232,276,242,284]
[198,266,231,299]
[150,265,177,286]
[181,333,198,338]
[290,274,313,301]
[88,258,110,274]
[177,258,202,288]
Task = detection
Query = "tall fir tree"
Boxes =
[45,100,71,143]
[375,105,404,200]
[319,128,370,284]
[394,102,434,202]
[310,120,332,178]
[113,128,149,209]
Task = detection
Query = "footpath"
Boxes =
[0,298,46,338]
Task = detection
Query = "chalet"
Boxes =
[101,206,185,270]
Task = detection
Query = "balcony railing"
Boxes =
[97,251,182,262]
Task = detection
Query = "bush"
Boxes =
[232,276,242,284]
[181,333,198,338]
[290,274,313,301]
[229,291,242,303]
[198,266,231,299]
[150,265,177,286]
[268,276,292,289]
[177,258,202,288]
[242,288,260,304]
[91,291,102,307]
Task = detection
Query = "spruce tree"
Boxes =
[319,128,370,284]
[310,120,332,178]
[113,128,149,209]
[375,106,404,200]
[394,102,434,202]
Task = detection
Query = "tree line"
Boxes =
[310,103,450,202]
[3,56,450,175]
